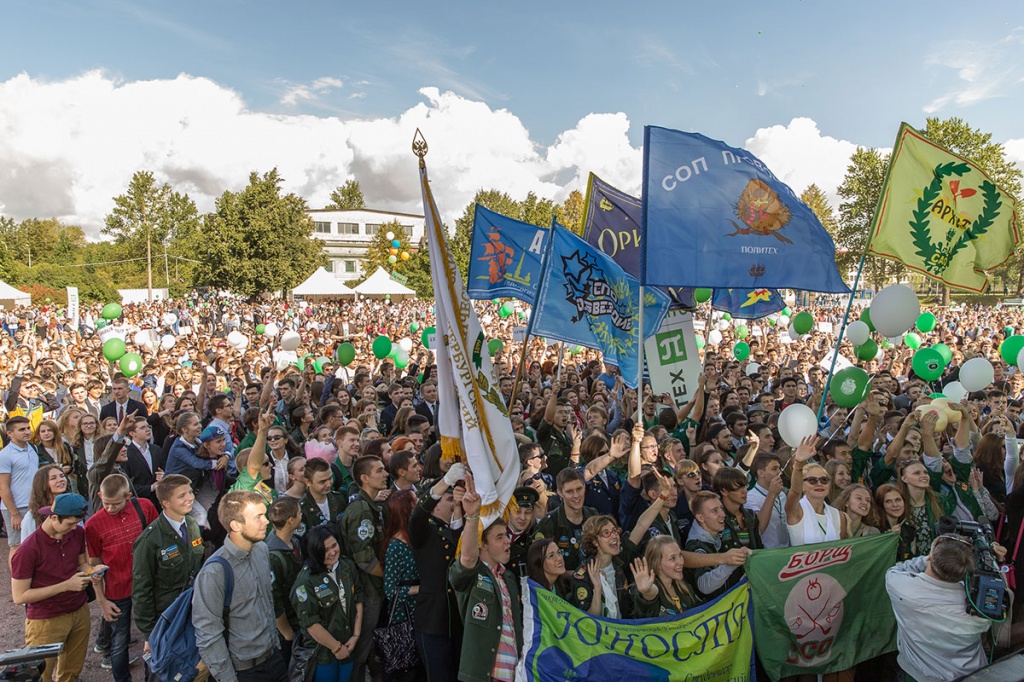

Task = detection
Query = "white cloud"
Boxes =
[924,28,1024,113]
[745,117,859,212]
[1006,138,1024,175]
[280,76,344,106]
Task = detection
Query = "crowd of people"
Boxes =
[3,291,1024,682]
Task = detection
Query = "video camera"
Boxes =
[0,644,62,682]
[936,515,1009,620]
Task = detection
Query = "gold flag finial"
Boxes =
[412,129,428,168]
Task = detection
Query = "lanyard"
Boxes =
[754,484,784,518]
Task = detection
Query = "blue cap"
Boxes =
[199,425,227,444]
[39,493,88,518]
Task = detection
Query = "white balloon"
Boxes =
[869,285,920,337]
[944,381,967,403]
[845,320,870,346]
[778,315,790,328]
[779,404,819,448]
[162,313,178,326]
[264,323,280,337]
[717,319,730,331]
[280,330,301,351]
[788,325,801,341]
[135,330,154,349]
[959,357,994,392]
[227,331,245,348]
[398,337,413,353]
[874,346,884,361]
[236,336,249,350]
[386,231,395,240]
[746,362,761,376]
[160,334,176,350]
[708,329,723,346]
[1017,347,1024,373]
[887,335,904,347]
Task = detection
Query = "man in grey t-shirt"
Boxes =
[0,416,40,557]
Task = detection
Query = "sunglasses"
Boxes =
[268,435,285,441]
[680,471,701,479]
[804,476,831,486]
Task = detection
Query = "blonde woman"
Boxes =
[786,435,849,544]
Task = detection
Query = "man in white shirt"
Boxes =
[745,453,789,549]
[0,416,39,561]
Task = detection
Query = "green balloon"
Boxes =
[499,302,514,318]
[860,308,875,332]
[929,392,946,400]
[733,341,750,361]
[255,324,266,335]
[488,338,504,355]
[1001,335,1024,365]
[418,372,425,384]
[793,311,815,335]
[782,307,793,317]
[721,313,732,322]
[933,343,953,366]
[296,353,313,370]
[735,324,749,339]
[119,352,143,378]
[903,332,922,350]
[880,339,893,349]
[767,317,776,326]
[96,320,108,330]
[694,288,712,303]
[45,297,51,303]
[388,345,399,359]
[313,356,331,374]
[912,347,945,381]
[372,335,392,359]
[394,352,410,370]
[916,312,937,333]
[102,338,127,362]
[854,339,878,362]
[695,334,705,349]
[101,303,122,320]
[336,343,356,366]
[410,321,419,332]
[829,366,871,408]
[492,298,500,305]
[1007,326,1016,336]
[421,326,436,349]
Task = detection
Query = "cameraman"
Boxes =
[886,533,1005,682]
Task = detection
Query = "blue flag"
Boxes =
[530,223,670,388]
[641,126,850,293]
[582,173,695,308]
[466,205,549,304]
[712,288,784,319]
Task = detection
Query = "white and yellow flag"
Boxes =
[415,131,521,521]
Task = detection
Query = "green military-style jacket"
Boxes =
[533,504,597,572]
[567,535,640,619]
[131,514,205,638]
[338,488,386,598]
[448,559,522,682]
[297,491,348,539]
[267,533,303,631]
[291,559,363,665]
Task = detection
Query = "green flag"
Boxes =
[746,533,898,681]
[867,122,1020,293]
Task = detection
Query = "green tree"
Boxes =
[555,189,585,235]
[104,171,201,294]
[196,169,326,298]
[326,179,366,210]
[0,215,19,278]
[362,220,412,277]
[836,147,905,292]
[923,117,1024,299]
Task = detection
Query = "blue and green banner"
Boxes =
[516,578,754,682]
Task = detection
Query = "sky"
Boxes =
[1,1,1022,237]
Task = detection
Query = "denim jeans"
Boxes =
[109,597,134,682]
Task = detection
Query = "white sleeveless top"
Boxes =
[787,496,841,546]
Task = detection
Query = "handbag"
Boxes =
[372,591,418,674]
[996,513,1024,590]
[287,633,318,682]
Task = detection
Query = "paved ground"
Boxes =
[0,538,146,682]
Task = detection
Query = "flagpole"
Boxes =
[556,343,565,382]
[637,285,645,424]
[509,334,530,408]
[815,254,867,424]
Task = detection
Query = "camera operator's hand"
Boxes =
[993,542,1008,563]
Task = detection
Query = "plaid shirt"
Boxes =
[489,562,517,682]
[85,498,158,600]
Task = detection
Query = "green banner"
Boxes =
[517,578,753,682]
[746,533,898,681]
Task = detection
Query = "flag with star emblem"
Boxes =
[529,222,671,389]
[712,287,784,319]
[868,122,1020,293]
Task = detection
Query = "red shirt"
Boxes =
[85,498,158,600]
[11,525,88,620]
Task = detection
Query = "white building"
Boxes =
[307,208,425,282]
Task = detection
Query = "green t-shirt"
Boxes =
[230,468,278,509]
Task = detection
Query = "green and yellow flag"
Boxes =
[868,122,1020,293]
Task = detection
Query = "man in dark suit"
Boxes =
[100,377,149,422]
[122,416,165,509]
[415,380,438,445]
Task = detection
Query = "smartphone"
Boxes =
[88,566,108,577]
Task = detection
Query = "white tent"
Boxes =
[292,267,356,299]
[0,280,31,309]
[353,267,416,300]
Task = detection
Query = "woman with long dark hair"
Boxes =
[291,525,364,682]
[380,490,424,681]
[525,538,570,599]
